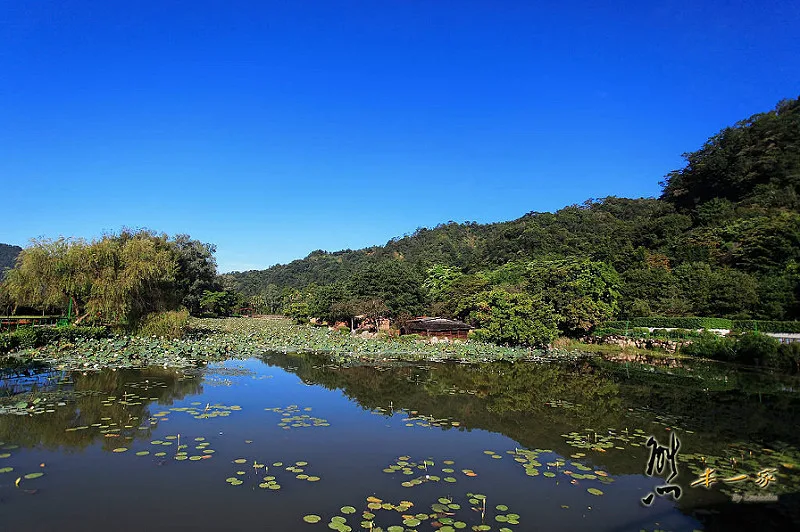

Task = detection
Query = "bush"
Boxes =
[14,327,49,348]
[604,317,733,330]
[0,332,20,352]
[134,310,189,339]
[0,325,109,354]
[336,326,350,334]
[59,326,108,341]
[770,343,800,372]
[681,332,736,361]
[732,320,800,333]
[681,331,795,368]
[734,332,780,365]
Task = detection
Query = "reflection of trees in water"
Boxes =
[264,354,626,450]
[264,353,800,472]
[597,360,800,446]
[267,353,800,529]
[0,367,202,450]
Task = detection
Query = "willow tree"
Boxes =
[3,229,179,325]
[3,237,91,315]
[84,230,176,324]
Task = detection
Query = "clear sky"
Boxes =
[2,1,798,272]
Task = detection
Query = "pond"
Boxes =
[1,353,798,531]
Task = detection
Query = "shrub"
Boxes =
[0,325,110,354]
[0,332,20,352]
[681,332,736,361]
[60,326,108,340]
[734,332,779,365]
[134,310,189,339]
[14,327,43,348]
[336,326,350,334]
[771,343,800,372]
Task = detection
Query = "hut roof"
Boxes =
[405,317,472,332]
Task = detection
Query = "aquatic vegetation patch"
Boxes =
[504,448,614,489]
[300,492,522,531]
[225,457,321,489]
[3,317,593,373]
[265,405,330,429]
[382,456,478,487]
[401,410,461,429]
[0,389,105,416]
[150,402,241,422]
[561,427,650,453]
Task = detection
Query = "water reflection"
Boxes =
[0,367,201,450]
[262,353,800,530]
[0,354,798,530]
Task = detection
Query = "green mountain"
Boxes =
[0,243,22,278]
[225,98,800,327]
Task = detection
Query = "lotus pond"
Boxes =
[1,347,799,531]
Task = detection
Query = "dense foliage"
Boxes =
[223,97,800,345]
[0,229,225,326]
[682,332,800,371]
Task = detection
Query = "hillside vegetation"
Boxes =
[0,243,22,278]
[223,97,800,345]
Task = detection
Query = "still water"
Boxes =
[1,354,798,531]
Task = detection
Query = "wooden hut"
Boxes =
[401,317,472,339]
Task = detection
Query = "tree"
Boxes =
[171,234,220,315]
[2,229,217,326]
[525,258,620,335]
[347,261,426,317]
[199,290,238,317]
[422,264,463,301]
[466,288,559,347]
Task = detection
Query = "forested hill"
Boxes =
[0,244,22,277]
[223,97,800,326]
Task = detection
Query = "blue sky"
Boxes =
[2,1,798,272]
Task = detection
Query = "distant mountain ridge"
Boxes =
[0,243,22,277]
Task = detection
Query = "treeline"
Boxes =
[225,97,800,345]
[0,229,239,327]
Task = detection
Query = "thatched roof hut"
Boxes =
[401,317,472,339]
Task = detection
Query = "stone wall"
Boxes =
[581,335,691,354]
